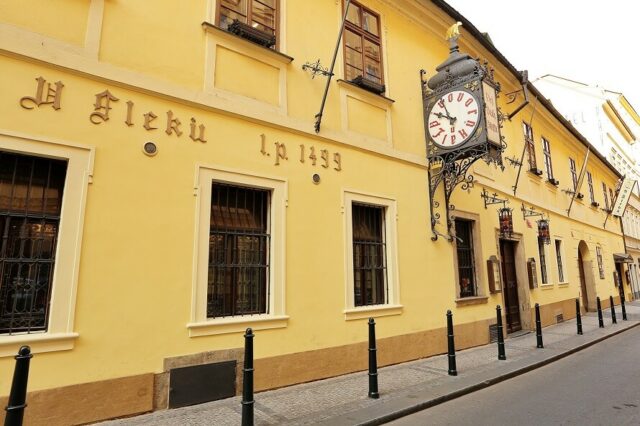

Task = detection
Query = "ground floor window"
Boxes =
[207,183,270,318]
[454,219,476,297]
[555,239,565,282]
[596,245,605,279]
[352,203,387,306]
[0,152,67,335]
[538,238,548,285]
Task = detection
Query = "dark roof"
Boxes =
[430,0,622,178]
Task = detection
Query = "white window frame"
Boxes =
[343,190,401,320]
[0,130,93,357]
[189,165,288,336]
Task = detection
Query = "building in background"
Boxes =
[0,1,628,423]
[535,75,640,299]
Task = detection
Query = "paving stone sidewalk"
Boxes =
[99,301,640,426]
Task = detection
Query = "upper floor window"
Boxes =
[344,1,384,93]
[217,0,278,48]
[454,219,477,298]
[352,203,387,306]
[603,182,610,210]
[609,187,615,208]
[207,183,270,318]
[523,122,537,172]
[587,171,596,204]
[541,137,554,180]
[569,158,578,191]
[0,152,67,334]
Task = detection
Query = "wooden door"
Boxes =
[578,250,588,311]
[500,240,521,333]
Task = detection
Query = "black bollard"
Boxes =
[535,303,544,348]
[368,318,379,399]
[446,310,457,376]
[4,346,33,426]
[610,296,617,324]
[597,297,604,328]
[496,305,506,360]
[620,291,628,321]
[241,328,254,426]
[575,298,583,335]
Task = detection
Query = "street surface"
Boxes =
[387,325,640,426]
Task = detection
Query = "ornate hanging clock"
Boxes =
[422,22,506,241]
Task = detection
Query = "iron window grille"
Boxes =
[352,203,387,307]
[0,151,67,335]
[555,240,564,283]
[455,219,477,298]
[587,171,595,204]
[538,238,548,284]
[523,122,537,172]
[207,183,270,318]
[343,0,385,92]
[569,158,578,191]
[596,246,605,279]
[217,0,278,48]
[541,137,554,180]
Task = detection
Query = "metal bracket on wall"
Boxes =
[521,204,544,220]
[505,71,529,121]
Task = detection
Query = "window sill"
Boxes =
[187,315,289,337]
[344,304,403,321]
[557,282,570,287]
[538,284,554,290]
[336,79,395,106]
[0,332,79,357]
[528,168,544,177]
[455,296,489,306]
[201,22,294,64]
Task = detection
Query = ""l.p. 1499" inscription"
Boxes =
[260,134,342,171]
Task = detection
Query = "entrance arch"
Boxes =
[577,241,597,311]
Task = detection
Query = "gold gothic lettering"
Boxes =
[90,90,119,124]
[144,111,158,130]
[20,76,64,110]
[165,110,182,136]
[125,101,134,127]
[189,118,206,143]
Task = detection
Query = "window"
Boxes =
[569,158,578,191]
[603,182,610,210]
[555,239,565,283]
[343,1,384,89]
[207,184,270,318]
[455,219,477,297]
[217,0,279,46]
[343,191,399,318]
[596,246,605,279]
[538,238,548,285]
[190,167,287,336]
[541,137,554,180]
[0,135,91,356]
[609,187,616,208]
[352,203,387,306]
[522,122,537,171]
[0,152,67,334]
[587,171,595,204]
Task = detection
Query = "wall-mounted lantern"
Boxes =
[537,219,551,245]
[499,206,514,238]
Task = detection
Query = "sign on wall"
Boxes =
[612,178,637,217]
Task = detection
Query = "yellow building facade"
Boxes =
[0,0,630,423]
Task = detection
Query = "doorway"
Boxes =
[500,239,521,333]
[578,249,588,311]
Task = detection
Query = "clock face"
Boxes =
[427,90,480,148]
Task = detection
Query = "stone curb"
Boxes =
[355,320,640,426]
